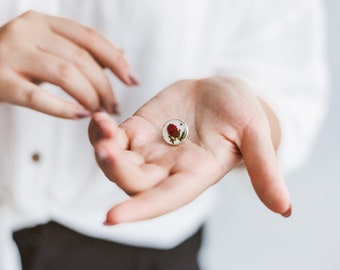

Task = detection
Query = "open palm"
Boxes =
[89,76,291,224]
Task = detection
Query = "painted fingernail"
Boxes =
[76,108,91,118]
[128,73,140,86]
[93,126,103,141]
[112,102,121,115]
[281,205,292,218]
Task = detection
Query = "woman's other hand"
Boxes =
[0,10,138,119]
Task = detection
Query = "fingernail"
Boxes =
[93,126,103,141]
[128,73,140,86]
[281,205,292,218]
[112,102,121,115]
[76,108,91,118]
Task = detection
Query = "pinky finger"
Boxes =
[3,72,91,119]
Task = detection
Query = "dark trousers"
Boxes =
[13,221,203,270]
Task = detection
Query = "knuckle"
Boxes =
[112,48,125,63]
[83,26,101,46]
[23,88,39,107]
[9,10,38,28]
[1,10,42,39]
[73,48,92,66]
[56,62,76,81]
[198,75,243,90]
[20,10,39,19]
[3,18,24,36]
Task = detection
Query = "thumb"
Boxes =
[240,121,292,217]
[88,112,117,146]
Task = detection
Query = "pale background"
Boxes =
[200,1,340,269]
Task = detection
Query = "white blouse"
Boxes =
[0,0,329,269]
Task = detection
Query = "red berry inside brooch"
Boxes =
[162,119,189,145]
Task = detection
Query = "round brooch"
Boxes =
[162,119,189,145]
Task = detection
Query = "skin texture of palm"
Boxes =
[88,76,291,225]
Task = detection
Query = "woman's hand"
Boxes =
[88,76,291,224]
[0,10,138,119]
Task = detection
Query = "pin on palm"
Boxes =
[88,76,291,224]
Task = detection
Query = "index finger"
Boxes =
[104,172,206,224]
[48,14,138,85]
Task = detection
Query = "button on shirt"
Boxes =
[0,1,329,269]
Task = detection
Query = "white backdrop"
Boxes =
[200,1,340,269]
